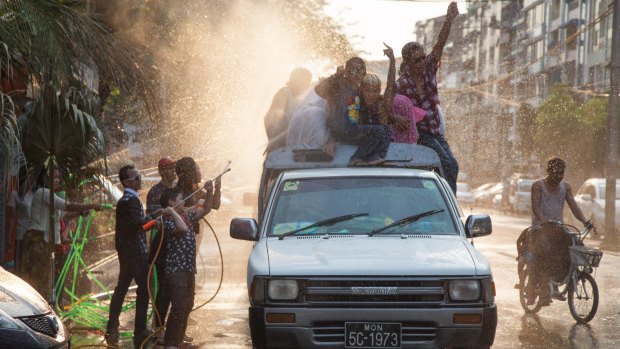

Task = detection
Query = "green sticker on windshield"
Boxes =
[422,180,436,189]
[283,181,299,191]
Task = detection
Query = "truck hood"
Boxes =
[266,235,478,276]
[0,267,51,317]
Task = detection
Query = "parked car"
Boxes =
[232,143,496,349]
[565,178,620,238]
[456,182,475,207]
[0,267,69,348]
[511,178,535,213]
[474,183,503,208]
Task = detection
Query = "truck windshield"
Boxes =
[268,177,458,236]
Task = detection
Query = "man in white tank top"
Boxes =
[526,158,591,305]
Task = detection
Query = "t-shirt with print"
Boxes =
[321,74,362,143]
[163,211,198,274]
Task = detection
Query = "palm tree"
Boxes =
[0,0,158,301]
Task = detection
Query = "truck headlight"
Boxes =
[449,280,480,301]
[268,279,299,301]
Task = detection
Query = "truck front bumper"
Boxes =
[249,305,497,349]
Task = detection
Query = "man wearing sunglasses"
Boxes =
[396,1,460,194]
[106,165,153,347]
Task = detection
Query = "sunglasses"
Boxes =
[125,175,142,182]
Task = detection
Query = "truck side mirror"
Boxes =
[465,214,492,238]
[230,218,259,241]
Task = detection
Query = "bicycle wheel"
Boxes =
[519,262,542,314]
[568,273,599,323]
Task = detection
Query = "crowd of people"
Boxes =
[5,155,222,349]
[106,156,221,348]
[264,1,460,192]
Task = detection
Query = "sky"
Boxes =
[323,0,465,61]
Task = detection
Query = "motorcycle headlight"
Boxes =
[449,280,480,301]
[268,279,299,301]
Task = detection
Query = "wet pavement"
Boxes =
[70,210,620,348]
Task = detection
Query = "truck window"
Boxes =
[267,177,458,236]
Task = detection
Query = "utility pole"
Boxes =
[604,0,620,249]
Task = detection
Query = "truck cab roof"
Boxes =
[258,143,444,220]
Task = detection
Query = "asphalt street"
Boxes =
[71,209,620,349]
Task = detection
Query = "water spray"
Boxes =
[142,160,232,231]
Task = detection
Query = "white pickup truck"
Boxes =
[231,143,497,349]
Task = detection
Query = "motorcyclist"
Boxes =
[524,158,591,306]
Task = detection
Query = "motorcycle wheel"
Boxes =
[568,273,598,323]
[519,262,542,314]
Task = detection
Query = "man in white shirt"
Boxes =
[22,168,102,300]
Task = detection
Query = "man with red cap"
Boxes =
[147,157,177,215]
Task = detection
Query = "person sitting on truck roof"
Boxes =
[315,57,391,166]
[286,85,329,149]
[396,1,460,193]
[264,67,313,153]
[360,43,421,145]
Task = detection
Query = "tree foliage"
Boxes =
[534,84,610,182]
[0,0,159,187]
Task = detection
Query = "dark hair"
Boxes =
[175,157,197,190]
[401,42,425,61]
[160,187,183,208]
[345,57,365,72]
[34,167,47,191]
[118,165,135,184]
[400,42,426,75]
[289,68,312,85]
[547,157,566,173]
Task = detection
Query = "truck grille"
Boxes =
[301,278,447,306]
[19,314,59,337]
[312,321,437,343]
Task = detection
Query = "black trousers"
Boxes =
[153,264,171,329]
[107,252,150,335]
[164,272,195,346]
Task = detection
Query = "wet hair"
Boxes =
[288,68,312,86]
[35,167,47,190]
[400,42,426,75]
[345,57,366,72]
[118,165,135,184]
[547,157,566,173]
[160,187,183,208]
[361,73,382,90]
[401,42,425,61]
[175,157,198,190]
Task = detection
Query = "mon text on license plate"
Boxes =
[345,322,401,348]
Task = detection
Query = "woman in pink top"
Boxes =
[391,94,425,144]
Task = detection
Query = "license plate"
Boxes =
[345,322,401,348]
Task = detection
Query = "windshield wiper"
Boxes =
[278,213,369,240]
[368,209,445,236]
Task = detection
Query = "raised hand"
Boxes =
[383,42,395,62]
[447,2,459,20]
[203,180,214,192]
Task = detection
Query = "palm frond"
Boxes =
[0,92,22,188]
[0,0,159,115]
[21,84,104,186]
